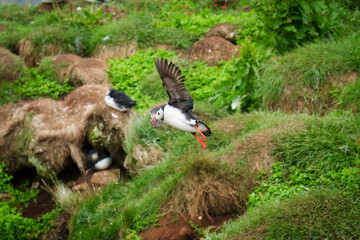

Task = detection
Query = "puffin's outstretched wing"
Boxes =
[155,58,193,113]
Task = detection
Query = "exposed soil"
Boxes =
[21,189,55,218]
[139,214,234,240]
[185,36,240,66]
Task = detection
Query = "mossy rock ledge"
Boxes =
[0,84,133,178]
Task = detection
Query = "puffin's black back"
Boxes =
[109,89,137,108]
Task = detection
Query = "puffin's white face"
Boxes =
[150,107,164,128]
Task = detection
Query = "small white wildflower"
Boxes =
[102,35,110,41]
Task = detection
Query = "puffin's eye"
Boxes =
[157,112,160,115]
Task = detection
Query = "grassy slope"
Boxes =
[0,1,359,239]
[258,31,360,109]
[210,113,360,239]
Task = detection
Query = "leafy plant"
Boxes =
[14,68,73,99]
[244,0,342,52]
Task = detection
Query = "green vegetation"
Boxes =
[211,189,360,239]
[258,31,360,108]
[0,162,59,240]
[0,67,73,105]
[245,0,360,52]
[0,0,359,239]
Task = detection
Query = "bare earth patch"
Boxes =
[185,36,240,66]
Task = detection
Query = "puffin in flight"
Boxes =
[150,58,212,150]
[105,88,137,112]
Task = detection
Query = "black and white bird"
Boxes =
[150,58,212,150]
[104,88,137,112]
[84,149,113,171]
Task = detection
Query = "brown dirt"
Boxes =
[0,47,26,84]
[185,36,240,66]
[21,188,55,218]
[203,23,238,43]
[139,214,234,240]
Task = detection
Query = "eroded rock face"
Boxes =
[185,36,240,66]
[18,39,63,67]
[49,54,110,87]
[0,47,26,84]
[0,84,134,177]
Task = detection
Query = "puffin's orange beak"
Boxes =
[152,117,157,128]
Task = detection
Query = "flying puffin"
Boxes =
[105,88,137,112]
[150,58,212,150]
[84,149,113,171]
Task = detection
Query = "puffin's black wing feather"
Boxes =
[155,58,193,112]
[109,89,137,108]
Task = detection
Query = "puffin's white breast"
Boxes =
[163,105,197,133]
[94,157,112,170]
[104,96,127,112]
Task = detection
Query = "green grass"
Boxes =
[210,188,360,240]
[338,77,360,110]
[257,31,360,107]
[70,111,310,239]
[70,151,184,239]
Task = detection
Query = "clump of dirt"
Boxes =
[92,41,137,62]
[203,23,238,43]
[46,54,110,87]
[270,71,358,115]
[0,47,26,84]
[0,84,133,177]
[185,36,240,66]
[18,39,63,67]
[140,214,233,240]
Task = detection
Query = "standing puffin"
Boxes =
[150,58,212,150]
[105,88,137,112]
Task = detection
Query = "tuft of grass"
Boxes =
[210,188,360,240]
[257,31,360,107]
[0,4,39,24]
[276,114,359,173]
[166,154,247,219]
[339,77,360,110]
